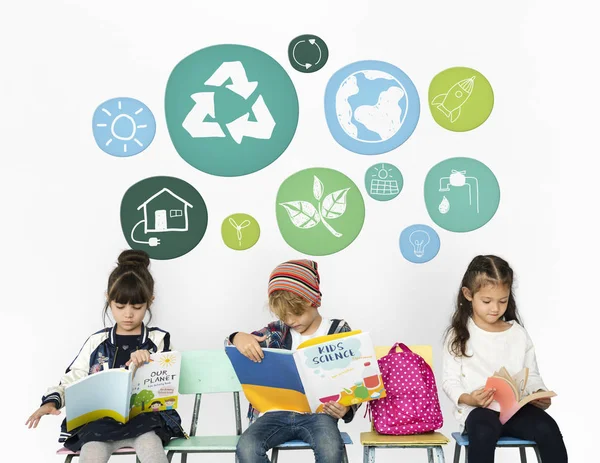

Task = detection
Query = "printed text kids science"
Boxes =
[312,343,355,365]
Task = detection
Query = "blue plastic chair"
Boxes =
[164,350,243,463]
[451,432,541,463]
[271,432,353,463]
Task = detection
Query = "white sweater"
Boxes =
[442,318,547,427]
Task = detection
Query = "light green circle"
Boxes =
[364,163,403,201]
[429,67,494,132]
[165,44,299,177]
[424,157,500,232]
[276,168,365,256]
[221,213,260,250]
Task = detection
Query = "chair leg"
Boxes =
[453,443,461,463]
[64,456,74,463]
[533,446,542,463]
[519,447,527,463]
[342,446,349,463]
[271,448,279,463]
[363,446,375,463]
[464,446,469,463]
[433,446,446,463]
[181,453,188,463]
[427,447,435,463]
[166,451,174,463]
[136,457,141,463]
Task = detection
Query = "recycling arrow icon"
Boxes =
[182,61,276,144]
[292,39,321,69]
[165,44,299,177]
[288,35,329,73]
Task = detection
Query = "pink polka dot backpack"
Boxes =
[368,343,443,435]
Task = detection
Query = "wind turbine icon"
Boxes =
[229,217,251,247]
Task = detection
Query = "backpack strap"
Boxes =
[327,319,344,335]
[389,342,412,355]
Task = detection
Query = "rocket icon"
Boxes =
[431,76,476,123]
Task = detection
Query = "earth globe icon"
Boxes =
[335,69,408,143]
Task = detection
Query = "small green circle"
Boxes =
[429,67,494,132]
[288,34,329,73]
[120,176,208,260]
[221,213,260,250]
[165,44,299,177]
[364,163,403,201]
[424,157,500,232]
[276,168,365,256]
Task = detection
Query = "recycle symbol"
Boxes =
[181,61,276,145]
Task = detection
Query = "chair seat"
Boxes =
[57,447,135,455]
[361,431,449,446]
[275,432,353,448]
[164,435,240,452]
[451,432,537,446]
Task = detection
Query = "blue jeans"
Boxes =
[236,411,345,463]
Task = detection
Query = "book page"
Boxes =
[294,332,386,413]
[510,367,529,402]
[129,351,181,419]
[519,390,557,407]
[225,346,310,413]
[64,368,132,431]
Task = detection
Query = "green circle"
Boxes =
[221,213,260,250]
[165,45,299,177]
[276,168,365,256]
[288,34,329,73]
[120,176,208,260]
[429,67,494,132]
[364,163,403,201]
[424,157,500,232]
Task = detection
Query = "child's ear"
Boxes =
[461,287,473,301]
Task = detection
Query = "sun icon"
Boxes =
[92,97,156,158]
[372,164,394,180]
[158,354,177,368]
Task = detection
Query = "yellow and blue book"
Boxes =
[225,331,386,414]
[64,351,181,431]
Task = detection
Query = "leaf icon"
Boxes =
[280,201,321,229]
[313,176,324,201]
[321,188,350,220]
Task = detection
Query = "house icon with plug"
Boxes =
[137,188,193,233]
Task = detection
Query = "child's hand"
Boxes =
[323,402,350,419]
[126,349,151,368]
[233,332,267,363]
[25,403,61,429]
[468,388,496,407]
[531,397,551,410]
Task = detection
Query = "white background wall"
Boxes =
[2,1,597,462]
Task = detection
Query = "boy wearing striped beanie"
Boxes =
[228,259,356,463]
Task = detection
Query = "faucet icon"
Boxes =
[439,169,480,213]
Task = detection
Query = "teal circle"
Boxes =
[364,163,403,201]
[165,45,299,177]
[424,157,500,232]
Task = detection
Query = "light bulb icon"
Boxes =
[409,230,431,258]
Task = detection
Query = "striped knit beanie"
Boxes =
[268,260,322,308]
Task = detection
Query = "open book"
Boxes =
[485,367,556,424]
[65,351,181,431]
[225,331,386,414]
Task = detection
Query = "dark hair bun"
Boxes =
[117,249,150,268]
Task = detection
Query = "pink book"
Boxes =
[485,367,556,424]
